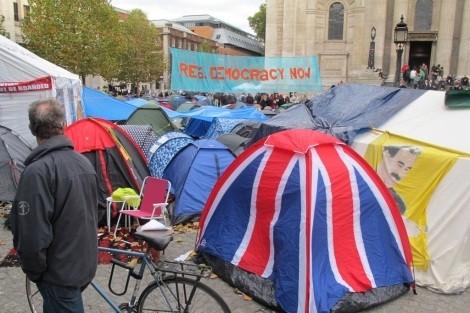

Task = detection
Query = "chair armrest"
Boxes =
[153,203,168,208]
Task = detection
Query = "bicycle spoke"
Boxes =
[138,276,230,313]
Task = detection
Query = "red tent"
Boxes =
[65,118,149,223]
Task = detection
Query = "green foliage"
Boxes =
[197,40,213,53]
[116,9,166,85]
[22,0,122,81]
[0,15,10,38]
[248,2,266,43]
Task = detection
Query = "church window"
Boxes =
[415,0,433,30]
[328,2,344,40]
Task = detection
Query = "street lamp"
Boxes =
[393,15,408,87]
[368,27,377,69]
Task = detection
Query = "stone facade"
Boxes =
[265,0,470,89]
[0,0,29,43]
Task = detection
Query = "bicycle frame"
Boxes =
[27,234,231,313]
[93,246,175,313]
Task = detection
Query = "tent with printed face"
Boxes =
[196,129,414,313]
[0,35,81,147]
[351,89,470,294]
[0,125,32,202]
[163,139,235,225]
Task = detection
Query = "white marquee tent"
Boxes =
[0,35,82,147]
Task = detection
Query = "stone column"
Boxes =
[388,0,408,84]
[265,0,284,57]
[435,0,458,78]
[457,0,470,77]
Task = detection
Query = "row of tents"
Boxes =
[1,34,469,312]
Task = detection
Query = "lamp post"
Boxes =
[368,27,376,69]
[393,15,408,87]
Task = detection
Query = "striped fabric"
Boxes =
[197,129,413,313]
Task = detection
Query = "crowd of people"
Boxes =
[400,62,469,91]
[113,88,311,111]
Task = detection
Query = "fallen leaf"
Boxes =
[210,273,218,279]
[0,240,6,246]
[127,258,138,268]
[242,293,253,301]
[174,237,184,243]
[234,288,242,294]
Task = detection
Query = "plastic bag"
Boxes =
[111,188,140,207]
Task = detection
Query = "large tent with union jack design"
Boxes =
[196,129,414,312]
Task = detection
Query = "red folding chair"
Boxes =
[114,176,171,237]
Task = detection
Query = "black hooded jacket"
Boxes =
[10,135,98,288]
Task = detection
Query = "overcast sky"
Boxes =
[110,0,266,35]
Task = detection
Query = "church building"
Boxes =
[265,0,470,88]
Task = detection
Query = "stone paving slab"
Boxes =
[1,224,469,312]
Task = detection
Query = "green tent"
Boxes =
[125,103,177,136]
[445,90,470,108]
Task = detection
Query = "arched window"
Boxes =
[414,0,433,30]
[328,2,344,40]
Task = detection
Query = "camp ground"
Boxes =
[1,33,469,310]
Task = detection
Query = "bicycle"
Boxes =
[26,230,231,312]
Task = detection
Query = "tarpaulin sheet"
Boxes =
[305,84,427,144]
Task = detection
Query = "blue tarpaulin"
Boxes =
[250,84,426,145]
[161,105,268,122]
[82,87,137,121]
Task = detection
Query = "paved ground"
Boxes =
[1,216,469,312]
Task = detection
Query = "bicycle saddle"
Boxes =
[134,231,173,251]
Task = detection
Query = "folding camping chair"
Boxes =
[113,176,171,237]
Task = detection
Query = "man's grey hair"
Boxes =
[28,98,65,139]
[383,145,422,158]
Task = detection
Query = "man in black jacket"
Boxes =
[10,98,98,313]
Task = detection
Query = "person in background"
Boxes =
[10,98,99,313]
[461,74,469,89]
[399,78,407,88]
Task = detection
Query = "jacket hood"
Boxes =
[25,135,74,166]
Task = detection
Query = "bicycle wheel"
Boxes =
[137,276,231,313]
[26,276,43,313]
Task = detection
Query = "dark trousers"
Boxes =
[37,280,84,313]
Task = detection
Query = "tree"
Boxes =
[0,15,10,38]
[22,0,122,82]
[116,9,165,92]
[248,2,266,43]
[197,40,214,53]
